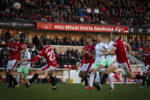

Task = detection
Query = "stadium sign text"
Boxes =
[37,22,129,33]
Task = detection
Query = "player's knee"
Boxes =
[98,65,104,69]
[92,69,97,73]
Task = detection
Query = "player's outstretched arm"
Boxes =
[20,56,40,64]
[28,56,40,62]
[103,48,116,55]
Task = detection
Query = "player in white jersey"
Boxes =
[16,44,31,87]
[89,40,119,90]
[87,34,108,89]
[99,41,119,91]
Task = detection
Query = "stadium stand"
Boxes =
[0,0,149,26]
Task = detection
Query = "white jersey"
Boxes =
[21,50,31,68]
[95,42,108,63]
[106,41,116,61]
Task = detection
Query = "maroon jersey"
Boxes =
[29,45,57,67]
[113,39,128,63]
[143,47,150,66]
[83,45,95,63]
[9,41,23,60]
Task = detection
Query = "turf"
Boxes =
[0,84,150,100]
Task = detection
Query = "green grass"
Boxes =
[0,84,150,100]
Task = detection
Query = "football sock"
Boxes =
[81,78,84,83]
[98,71,101,85]
[50,76,56,87]
[29,73,39,84]
[84,77,88,86]
[109,73,114,88]
[8,75,12,86]
[89,72,95,87]
[101,73,108,85]
[142,77,146,86]
[9,74,17,85]
[16,73,20,84]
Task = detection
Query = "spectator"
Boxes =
[0,0,149,26]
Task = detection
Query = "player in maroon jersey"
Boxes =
[6,33,23,88]
[20,39,57,90]
[78,37,95,88]
[141,40,150,87]
[97,31,146,90]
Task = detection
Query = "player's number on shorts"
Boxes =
[47,50,55,61]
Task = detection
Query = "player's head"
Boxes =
[14,33,20,41]
[86,37,92,45]
[42,39,48,46]
[23,44,27,50]
[111,31,119,41]
[97,33,104,42]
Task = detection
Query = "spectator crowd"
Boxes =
[0,0,150,26]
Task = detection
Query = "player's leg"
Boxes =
[79,63,90,87]
[25,66,45,87]
[109,72,115,91]
[79,71,85,85]
[100,61,117,86]
[6,60,18,88]
[16,65,24,87]
[88,61,107,90]
[26,68,44,86]
[123,61,145,80]
[89,69,96,88]
[6,60,13,88]
[22,67,30,84]
[140,66,148,88]
[146,66,150,87]
[84,62,93,88]
[88,62,102,89]
[47,70,57,90]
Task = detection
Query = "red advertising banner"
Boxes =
[37,22,129,33]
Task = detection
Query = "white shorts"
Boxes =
[142,65,150,73]
[6,59,19,72]
[41,64,56,72]
[118,61,131,73]
[80,63,93,72]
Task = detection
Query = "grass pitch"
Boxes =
[0,84,150,100]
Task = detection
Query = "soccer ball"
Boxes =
[13,2,21,10]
